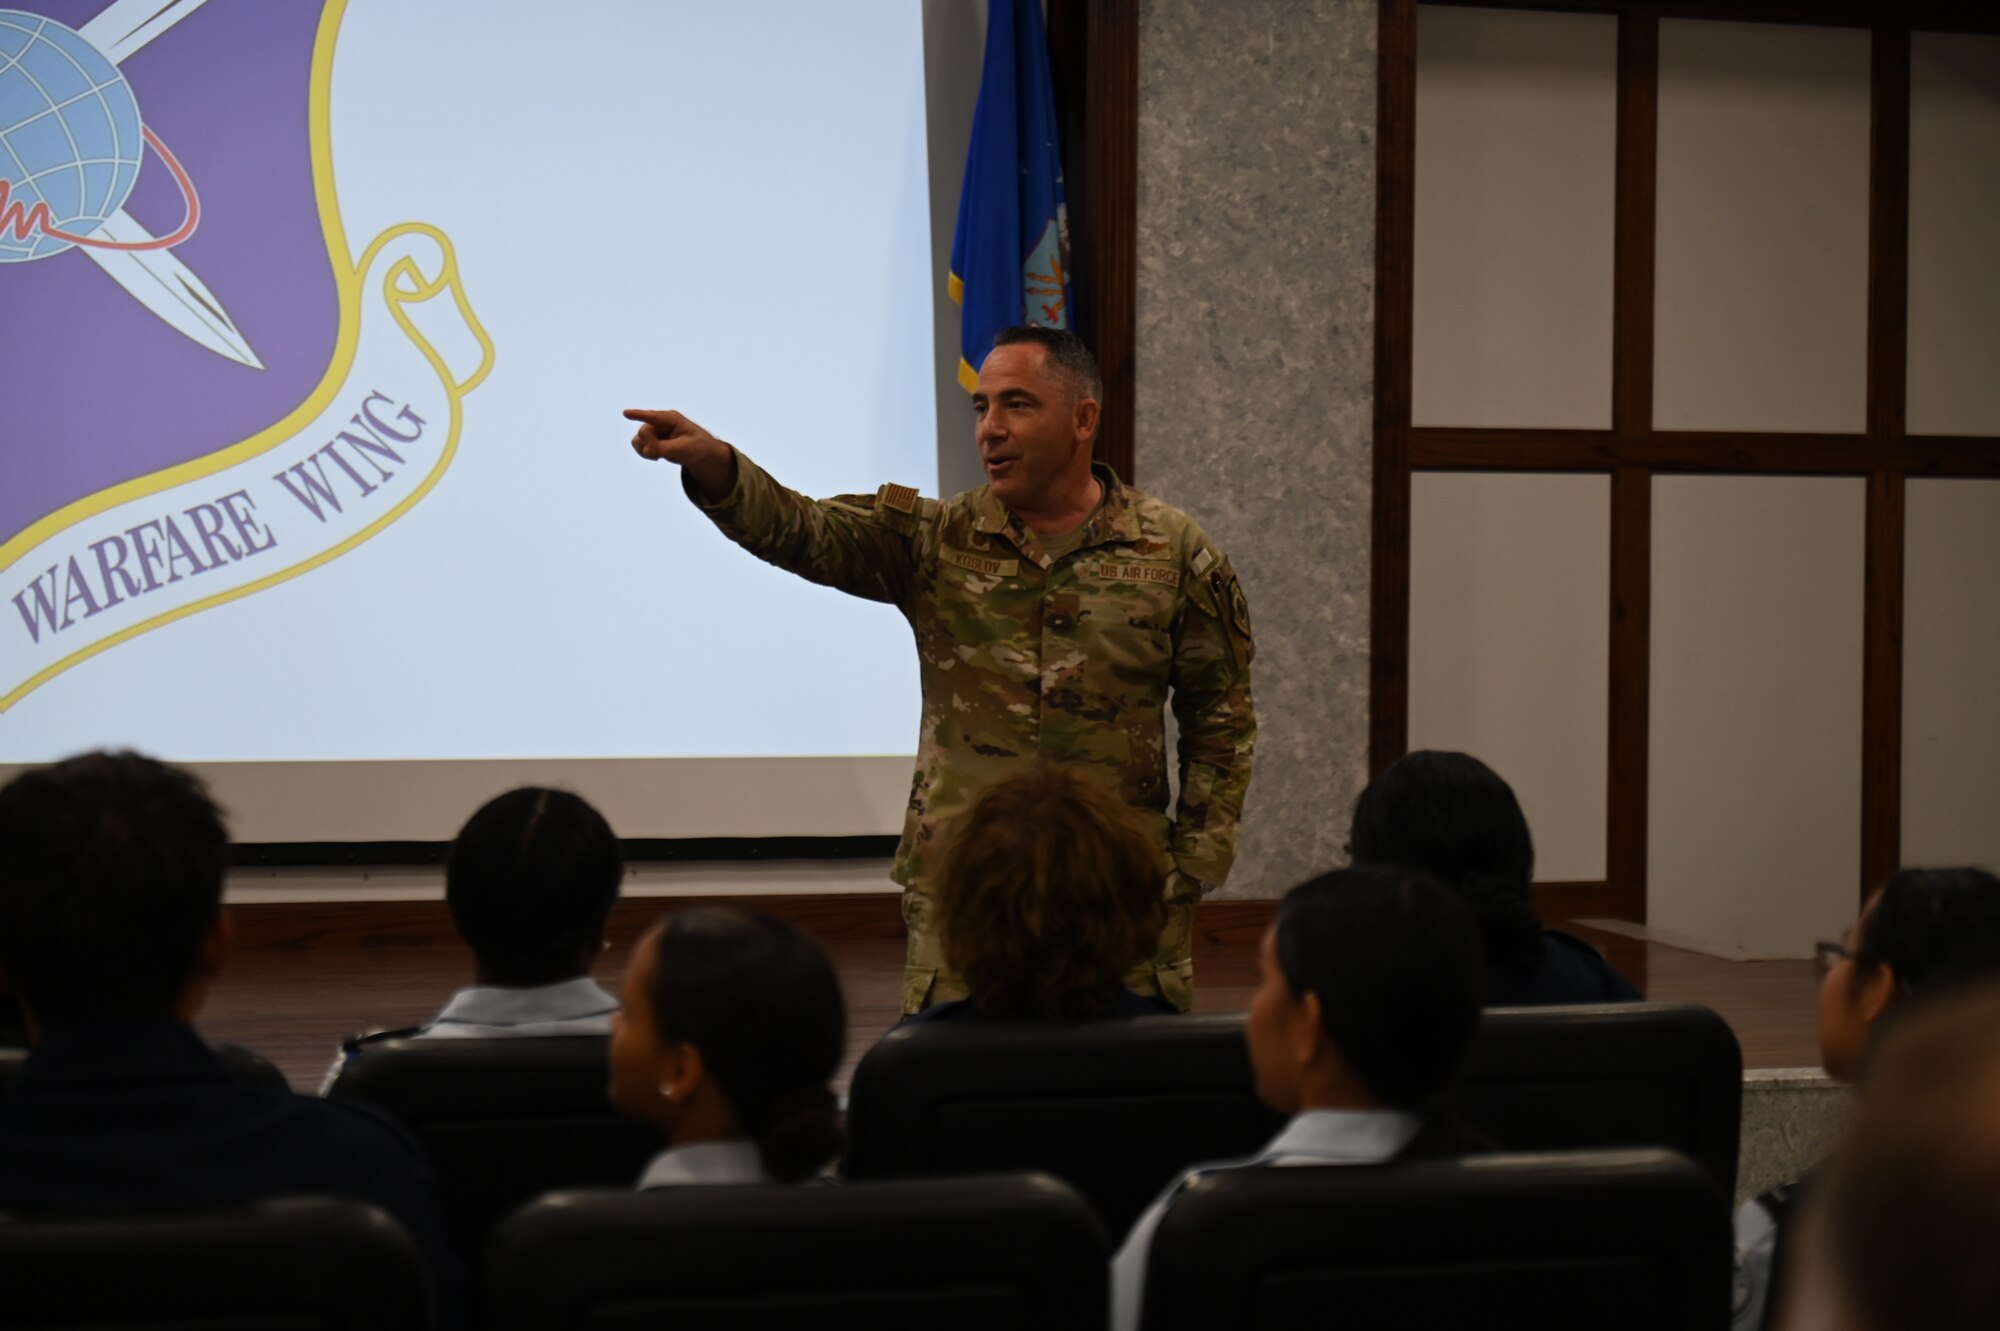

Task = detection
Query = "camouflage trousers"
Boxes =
[898,885,1198,1016]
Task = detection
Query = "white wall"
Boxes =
[1413,6,1617,429]
[1410,473,1609,881]
[1654,20,1870,433]
[1648,477,1864,957]
[1902,480,2000,872]
[1907,33,2000,437]
[226,858,897,904]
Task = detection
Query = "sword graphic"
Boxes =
[73,0,263,369]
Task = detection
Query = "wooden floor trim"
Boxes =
[227,895,1289,952]
[226,891,1638,953]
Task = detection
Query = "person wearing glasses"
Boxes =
[1734,866,2000,1331]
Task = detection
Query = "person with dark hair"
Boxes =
[622,322,1256,1017]
[1733,865,2000,1331]
[907,762,1177,1022]
[609,907,845,1185]
[441,786,623,1005]
[322,787,623,1089]
[1820,977,2000,1331]
[1111,866,1488,1331]
[0,751,460,1321]
[1348,750,1638,1005]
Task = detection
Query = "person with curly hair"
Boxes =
[905,762,1179,1023]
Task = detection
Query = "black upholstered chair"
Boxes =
[1460,1002,1744,1194]
[0,1039,290,1093]
[843,1001,1744,1233]
[1138,1148,1732,1331]
[324,1035,664,1259]
[484,1173,1107,1330]
[0,1196,432,1330]
[844,1015,1285,1236]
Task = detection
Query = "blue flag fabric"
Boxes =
[949,0,1073,394]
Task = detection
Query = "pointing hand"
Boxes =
[623,407,736,500]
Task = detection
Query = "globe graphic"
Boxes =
[0,9,143,263]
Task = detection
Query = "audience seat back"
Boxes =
[1461,1003,1743,1194]
[844,1015,1285,1235]
[0,1195,431,1330]
[325,1036,663,1258]
[0,1040,290,1093]
[484,1173,1106,1330]
[1141,1148,1731,1331]
[844,1002,1743,1231]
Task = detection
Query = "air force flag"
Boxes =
[947,0,1072,394]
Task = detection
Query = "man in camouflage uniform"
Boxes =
[624,326,1255,1014]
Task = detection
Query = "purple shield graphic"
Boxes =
[2,1,338,548]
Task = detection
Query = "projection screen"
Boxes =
[1,0,983,842]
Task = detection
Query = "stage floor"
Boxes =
[199,897,1824,1092]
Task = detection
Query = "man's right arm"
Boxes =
[624,408,921,606]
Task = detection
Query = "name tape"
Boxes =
[942,547,1019,576]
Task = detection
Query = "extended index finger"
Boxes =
[621,407,688,431]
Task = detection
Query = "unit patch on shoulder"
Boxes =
[877,482,920,514]
[1228,575,1252,637]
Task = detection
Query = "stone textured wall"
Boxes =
[1738,1070,1853,1205]
[1137,1,1379,897]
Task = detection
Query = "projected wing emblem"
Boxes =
[0,0,259,367]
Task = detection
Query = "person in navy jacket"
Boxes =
[0,751,460,1325]
[1348,751,1639,1006]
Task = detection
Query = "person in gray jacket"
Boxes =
[324,787,622,1091]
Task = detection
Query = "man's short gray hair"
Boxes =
[992,324,1105,405]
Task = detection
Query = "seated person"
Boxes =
[610,906,845,1185]
[322,786,622,1089]
[0,751,459,1319]
[908,762,1178,1022]
[1348,750,1639,1005]
[1112,865,1487,1331]
[1735,866,2000,1331]
[1821,976,2000,1331]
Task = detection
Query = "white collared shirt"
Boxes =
[1733,1196,1779,1330]
[317,976,620,1094]
[416,976,619,1039]
[635,1140,771,1189]
[1110,1108,1420,1331]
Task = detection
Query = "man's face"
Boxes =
[972,342,1096,511]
